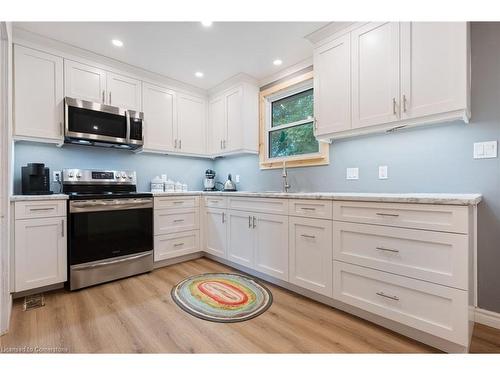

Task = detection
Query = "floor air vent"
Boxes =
[23,294,45,311]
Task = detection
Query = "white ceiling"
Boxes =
[15,22,327,89]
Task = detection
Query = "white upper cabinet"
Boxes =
[313,33,351,136]
[225,86,244,152]
[14,45,64,142]
[208,80,259,156]
[64,59,107,103]
[106,72,142,110]
[400,22,468,120]
[351,22,400,129]
[209,95,226,153]
[142,82,176,152]
[313,22,469,139]
[176,93,207,154]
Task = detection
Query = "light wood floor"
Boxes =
[1,258,499,353]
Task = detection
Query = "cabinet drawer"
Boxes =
[204,196,227,208]
[154,208,199,235]
[289,199,332,219]
[333,222,468,289]
[15,200,66,220]
[228,197,288,215]
[154,196,199,209]
[154,230,200,261]
[332,201,469,233]
[333,261,469,345]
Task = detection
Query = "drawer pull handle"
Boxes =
[173,219,185,223]
[173,201,184,204]
[222,212,225,223]
[376,292,400,301]
[253,216,256,229]
[209,200,220,203]
[173,242,185,247]
[301,207,316,211]
[248,216,252,228]
[301,234,316,239]
[376,246,399,253]
[29,207,55,211]
[375,212,399,217]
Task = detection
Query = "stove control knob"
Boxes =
[115,174,120,179]
[76,173,81,179]
[68,172,74,178]
[121,172,127,179]
[128,175,133,180]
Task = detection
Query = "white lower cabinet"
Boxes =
[154,230,200,261]
[204,208,227,258]
[14,204,67,292]
[289,217,332,296]
[254,213,289,281]
[333,261,469,345]
[227,210,254,267]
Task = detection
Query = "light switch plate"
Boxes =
[235,175,240,183]
[346,168,359,180]
[378,166,388,179]
[474,141,497,159]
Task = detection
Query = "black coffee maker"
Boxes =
[21,163,53,195]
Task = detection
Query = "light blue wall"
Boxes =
[13,142,212,193]
[215,22,500,313]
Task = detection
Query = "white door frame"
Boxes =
[0,21,12,336]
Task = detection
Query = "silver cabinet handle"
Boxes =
[252,216,256,228]
[301,207,316,211]
[301,234,316,239]
[61,219,65,237]
[173,219,185,223]
[174,139,178,148]
[173,201,184,204]
[376,246,399,253]
[173,242,184,247]
[376,292,400,301]
[102,90,105,103]
[109,91,112,104]
[29,207,55,211]
[220,140,223,149]
[375,212,399,217]
[179,139,182,149]
[248,216,252,228]
[402,94,407,113]
[223,140,226,149]
[313,117,318,130]
[60,122,63,136]
[392,98,397,115]
[221,212,225,223]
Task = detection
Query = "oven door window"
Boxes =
[70,207,153,265]
[67,106,127,141]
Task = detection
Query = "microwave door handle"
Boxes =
[126,110,131,142]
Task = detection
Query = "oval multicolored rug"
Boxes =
[171,273,273,323]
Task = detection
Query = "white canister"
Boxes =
[182,183,188,192]
[165,180,175,192]
[175,181,183,191]
[151,176,164,193]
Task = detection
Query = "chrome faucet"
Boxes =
[282,161,291,193]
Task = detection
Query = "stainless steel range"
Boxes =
[63,169,153,290]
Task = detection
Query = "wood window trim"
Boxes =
[259,71,329,170]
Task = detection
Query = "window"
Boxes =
[259,71,329,169]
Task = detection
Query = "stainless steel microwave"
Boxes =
[64,97,144,150]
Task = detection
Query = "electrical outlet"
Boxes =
[53,171,61,182]
[378,165,388,179]
[346,168,359,180]
[235,175,240,183]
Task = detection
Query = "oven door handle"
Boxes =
[71,252,152,270]
[70,199,153,213]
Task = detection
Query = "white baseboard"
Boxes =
[474,308,500,330]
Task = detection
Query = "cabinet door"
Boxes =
[401,22,468,120]
[177,93,206,154]
[314,33,351,135]
[209,95,226,153]
[14,45,64,141]
[14,217,67,292]
[225,86,243,152]
[351,22,400,129]
[227,211,254,267]
[204,208,227,258]
[289,217,332,296]
[106,72,142,110]
[64,60,107,103]
[254,213,289,281]
[142,83,176,152]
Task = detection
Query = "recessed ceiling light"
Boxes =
[195,71,204,78]
[201,21,213,27]
[273,59,283,66]
[111,39,124,47]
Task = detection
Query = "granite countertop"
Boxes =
[10,194,69,202]
[11,191,482,205]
